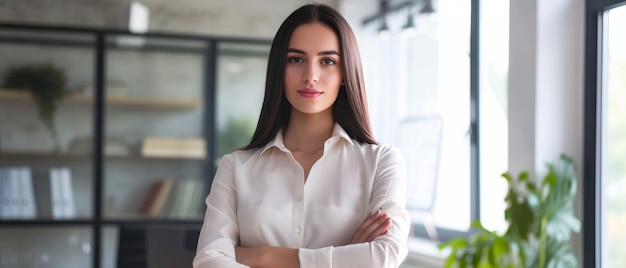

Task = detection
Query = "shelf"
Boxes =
[0,89,202,109]
[103,218,203,226]
[102,213,204,227]
[0,219,203,227]
[0,149,92,159]
[0,149,208,161]
[0,219,94,226]
[0,23,271,268]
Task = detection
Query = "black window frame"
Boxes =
[584,0,626,267]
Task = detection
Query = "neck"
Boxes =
[283,109,334,153]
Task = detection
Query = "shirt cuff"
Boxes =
[298,246,333,268]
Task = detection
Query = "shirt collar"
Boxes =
[260,123,354,156]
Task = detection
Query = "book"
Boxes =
[59,168,76,218]
[185,180,206,218]
[6,168,21,219]
[50,167,76,219]
[18,167,37,219]
[141,137,206,159]
[158,181,177,218]
[0,167,36,219]
[68,136,130,156]
[175,180,197,218]
[50,168,64,219]
[158,179,191,218]
[139,179,173,217]
[0,168,13,218]
[160,180,181,218]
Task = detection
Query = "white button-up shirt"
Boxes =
[193,124,410,268]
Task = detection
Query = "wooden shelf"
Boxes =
[0,219,94,226]
[102,218,203,226]
[0,149,92,159]
[0,89,202,109]
[103,213,203,222]
[0,149,207,161]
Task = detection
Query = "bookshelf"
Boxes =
[0,22,270,268]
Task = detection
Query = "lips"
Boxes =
[297,88,323,98]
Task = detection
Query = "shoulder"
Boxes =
[216,147,263,166]
[350,141,405,164]
[351,141,402,156]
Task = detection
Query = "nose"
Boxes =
[302,63,319,83]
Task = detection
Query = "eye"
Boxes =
[321,58,336,65]
[288,56,303,63]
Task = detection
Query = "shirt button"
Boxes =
[295,226,301,234]
[296,195,303,201]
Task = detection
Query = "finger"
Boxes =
[364,217,392,242]
[362,213,390,240]
[351,210,382,243]
[350,210,379,243]
[352,211,390,243]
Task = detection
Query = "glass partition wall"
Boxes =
[0,23,270,268]
[0,27,96,268]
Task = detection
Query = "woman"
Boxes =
[193,4,410,268]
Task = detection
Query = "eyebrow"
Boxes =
[287,48,341,56]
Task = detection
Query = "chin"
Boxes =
[292,106,333,116]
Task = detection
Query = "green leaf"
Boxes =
[439,237,469,250]
[440,154,580,268]
[479,246,494,268]
[502,172,514,184]
[504,171,534,241]
[545,207,581,241]
[545,236,578,268]
[2,63,67,151]
[489,236,510,265]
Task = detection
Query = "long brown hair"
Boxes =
[244,4,376,150]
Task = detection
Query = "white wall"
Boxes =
[508,0,585,262]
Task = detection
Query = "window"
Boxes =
[602,8,626,265]
[585,1,626,267]
[354,0,510,241]
[360,0,472,237]
[478,0,509,233]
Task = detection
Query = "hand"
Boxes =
[236,246,299,268]
[349,209,392,244]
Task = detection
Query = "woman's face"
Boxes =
[284,22,343,116]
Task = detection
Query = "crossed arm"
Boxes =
[193,147,409,268]
[235,209,392,268]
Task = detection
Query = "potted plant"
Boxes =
[439,154,581,268]
[2,63,68,151]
